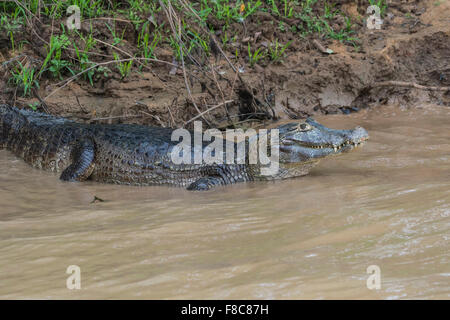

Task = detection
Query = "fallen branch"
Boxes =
[312,40,334,55]
[167,97,177,127]
[371,81,450,92]
[90,114,141,121]
[1,54,26,67]
[210,61,232,123]
[185,100,234,125]
[139,110,166,127]
[32,88,50,114]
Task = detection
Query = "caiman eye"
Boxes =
[297,123,312,131]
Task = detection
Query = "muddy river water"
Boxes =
[0,104,449,299]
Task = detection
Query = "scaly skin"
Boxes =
[0,105,369,190]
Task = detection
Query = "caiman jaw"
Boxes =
[277,119,369,163]
[295,138,368,152]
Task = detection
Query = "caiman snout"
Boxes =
[278,118,369,163]
[347,126,369,146]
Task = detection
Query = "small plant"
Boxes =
[324,2,337,19]
[221,31,229,47]
[114,53,133,79]
[368,0,388,17]
[73,42,96,85]
[295,0,322,36]
[137,26,161,63]
[40,0,64,18]
[322,19,358,46]
[121,0,158,29]
[69,0,104,18]
[96,66,111,80]
[40,34,74,79]
[48,59,75,80]
[247,43,266,67]
[267,0,280,16]
[9,62,39,97]
[302,0,318,14]
[242,0,263,19]
[198,0,262,27]
[106,23,125,46]
[268,39,292,63]
[282,0,296,18]
[344,16,353,32]
[0,15,23,51]
[72,30,101,85]
[186,29,210,56]
[28,102,39,111]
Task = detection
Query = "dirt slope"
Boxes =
[0,0,448,128]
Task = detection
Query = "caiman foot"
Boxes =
[187,177,224,191]
[60,139,95,182]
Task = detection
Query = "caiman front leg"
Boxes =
[60,138,96,182]
[186,165,247,191]
[187,176,225,191]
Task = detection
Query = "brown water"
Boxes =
[0,104,449,299]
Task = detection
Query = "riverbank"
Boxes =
[0,1,449,129]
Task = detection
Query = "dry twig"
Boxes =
[185,100,234,125]
[371,81,450,92]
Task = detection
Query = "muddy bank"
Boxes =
[0,0,449,128]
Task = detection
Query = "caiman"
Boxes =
[0,104,369,190]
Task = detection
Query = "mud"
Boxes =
[0,0,449,128]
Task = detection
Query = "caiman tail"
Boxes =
[1,104,86,174]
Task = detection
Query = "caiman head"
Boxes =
[261,118,369,179]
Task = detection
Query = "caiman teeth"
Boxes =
[331,140,364,151]
[294,139,365,150]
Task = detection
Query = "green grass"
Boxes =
[8,62,39,97]
[247,43,266,67]
[137,24,161,64]
[113,53,133,79]
[105,23,125,46]
[268,39,292,63]
[1,0,360,100]
[267,0,299,18]
[0,13,24,52]
[368,0,388,17]
[39,34,73,79]
[196,0,263,26]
